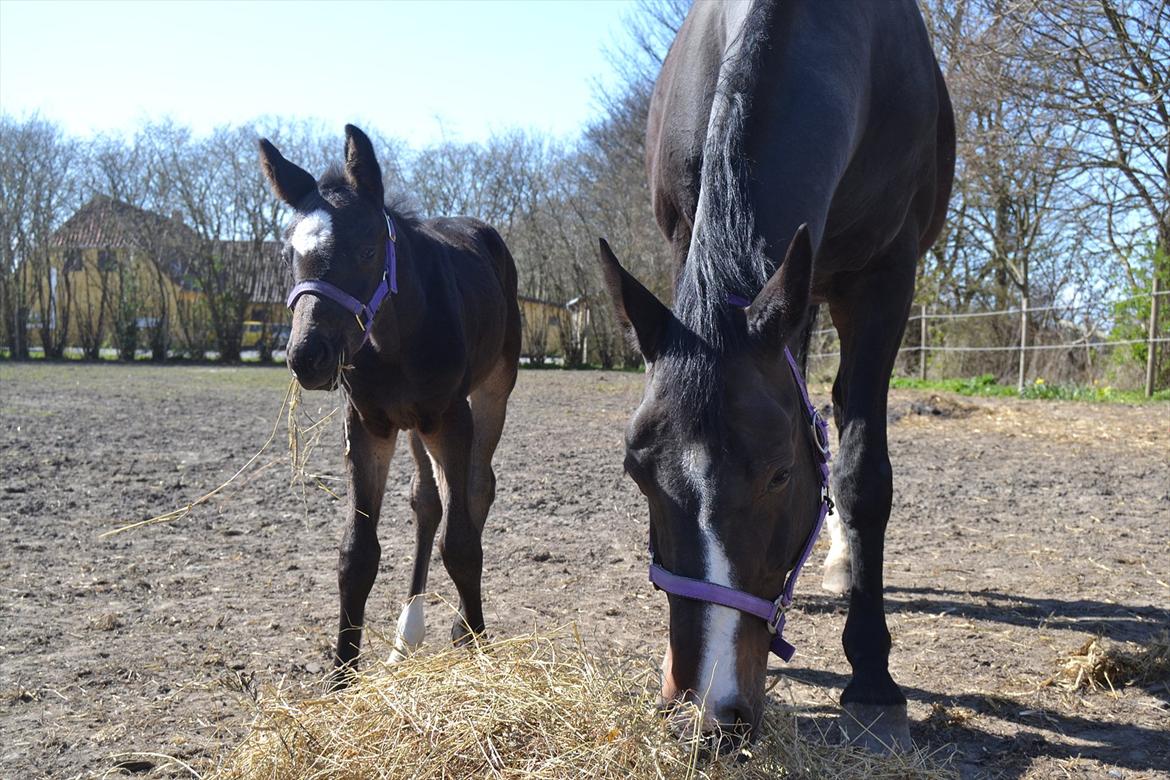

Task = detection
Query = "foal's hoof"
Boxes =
[838,702,912,753]
[451,621,485,648]
[387,643,413,665]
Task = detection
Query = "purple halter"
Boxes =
[647,293,832,662]
[285,213,398,348]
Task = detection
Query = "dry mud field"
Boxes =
[0,363,1167,779]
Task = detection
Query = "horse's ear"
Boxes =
[258,139,317,207]
[597,238,670,362]
[746,224,813,349]
[343,124,385,205]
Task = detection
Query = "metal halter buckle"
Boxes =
[811,408,832,458]
[767,598,790,634]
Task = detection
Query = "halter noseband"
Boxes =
[647,293,832,662]
[285,214,398,349]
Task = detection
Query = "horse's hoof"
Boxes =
[451,621,484,648]
[327,666,354,693]
[837,702,912,753]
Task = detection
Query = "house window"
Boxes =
[63,249,83,272]
[97,249,117,271]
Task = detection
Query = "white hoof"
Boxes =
[388,596,425,664]
[821,507,851,595]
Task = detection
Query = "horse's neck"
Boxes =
[374,224,429,359]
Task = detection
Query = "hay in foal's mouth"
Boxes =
[212,629,952,780]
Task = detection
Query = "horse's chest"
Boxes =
[346,370,452,437]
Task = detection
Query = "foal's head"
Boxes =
[259,124,392,390]
[598,227,822,741]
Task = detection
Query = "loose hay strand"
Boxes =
[103,378,343,537]
[211,626,954,780]
[101,379,299,537]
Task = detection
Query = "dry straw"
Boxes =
[212,627,953,780]
[1043,632,1170,694]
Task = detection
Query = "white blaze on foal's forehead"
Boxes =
[290,209,333,257]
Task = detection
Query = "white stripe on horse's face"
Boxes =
[291,209,333,258]
[683,446,741,720]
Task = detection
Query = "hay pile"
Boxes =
[213,629,952,780]
[1044,632,1170,694]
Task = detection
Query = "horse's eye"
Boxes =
[767,468,790,491]
[361,246,377,261]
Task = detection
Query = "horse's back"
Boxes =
[649,0,952,272]
[419,216,520,382]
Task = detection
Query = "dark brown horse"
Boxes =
[259,125,521,682]
[599,0,954,750]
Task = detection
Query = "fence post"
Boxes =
[919,304,927,381]
[1147,278,1162,398]
[1018,295,1029,394]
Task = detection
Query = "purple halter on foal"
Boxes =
[648,293,833,662]
[285,214,398,348]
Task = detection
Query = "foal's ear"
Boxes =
[597,238,671,362]
[746,224,813,349]
[343,124,385,205]
[258,139,317,207]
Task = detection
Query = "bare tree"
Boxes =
[0,117,85,358]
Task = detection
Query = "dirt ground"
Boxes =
[0,363,1167,779]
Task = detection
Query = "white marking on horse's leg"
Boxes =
[388,596,425,663]
[290,209,333,258]
[683,447,741,724]
[822,506,852,594]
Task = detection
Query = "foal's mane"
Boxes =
[658,0,780,428]
[316,166,420,227]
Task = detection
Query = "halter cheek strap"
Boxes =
[285,214,398,348]
[648,293,832,662]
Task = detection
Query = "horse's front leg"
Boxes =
[828,243,917,752]
[419,397,485,645]
[331,404,397,687]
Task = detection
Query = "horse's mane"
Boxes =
[657,0,779,429]
[317,166,421,227]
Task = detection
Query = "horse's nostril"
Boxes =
[310,342,335,372]
[714,701,754,736]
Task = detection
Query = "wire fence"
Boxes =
[806,288,1169,397]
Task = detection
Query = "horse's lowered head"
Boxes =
[598,226,827,743]
[259,124,394,391]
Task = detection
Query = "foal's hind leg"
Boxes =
[828,239,918,752]
[388,432,442,663]
[452,358,517,644]
[418,398,485,644]
[332,406,397,687]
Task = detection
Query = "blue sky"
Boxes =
[0,0,637,147]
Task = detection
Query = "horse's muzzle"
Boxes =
[287,335,338,390]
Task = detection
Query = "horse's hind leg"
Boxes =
[388,432,442,663]
[332,406,397,688]
[449,358,517,645]
[828,236,917,752]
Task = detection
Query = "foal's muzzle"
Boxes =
[287,334,338,390]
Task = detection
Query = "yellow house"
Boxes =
[518,294,590,364]
[32,196,285,357]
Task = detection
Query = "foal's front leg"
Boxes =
[332,405,397,687]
